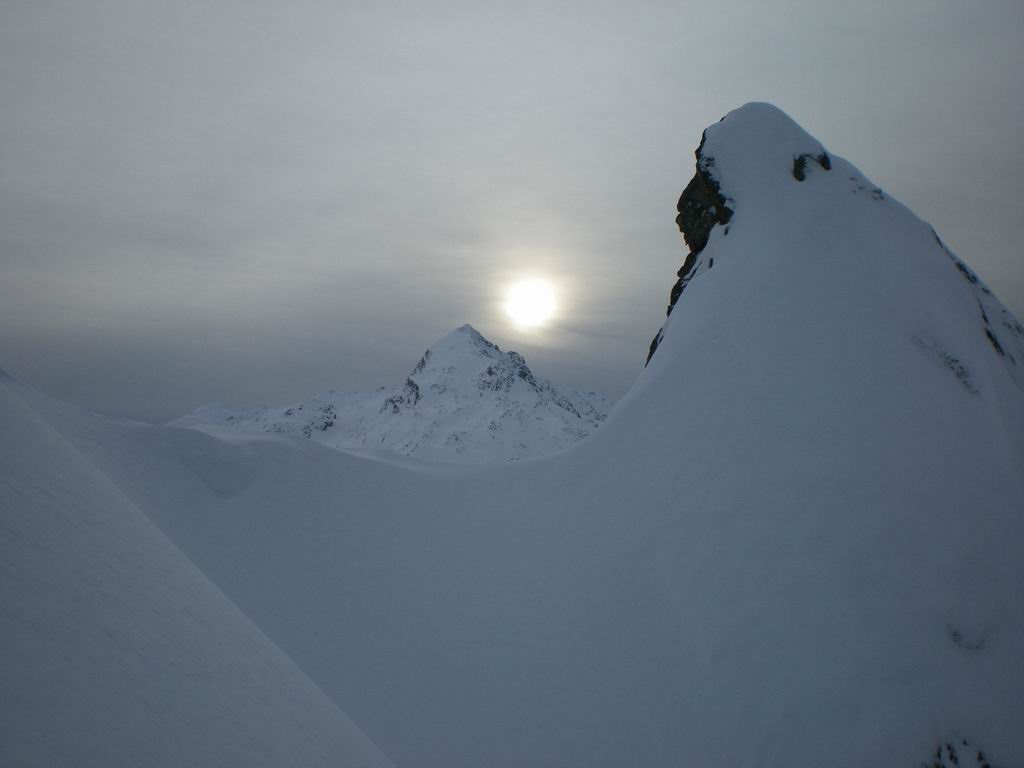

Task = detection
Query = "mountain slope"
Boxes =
[4,103,1023,767]
[0,372,393,768]
[173,324,610,464]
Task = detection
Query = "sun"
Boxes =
[504,279,556,329]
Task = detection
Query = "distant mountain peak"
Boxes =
[441,323,488,343]
[172,325,611,464]
[418,323,501,363]
[410,325,539,395]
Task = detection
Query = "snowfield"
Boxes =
[2,103,1023,767]
[0,372,392,768]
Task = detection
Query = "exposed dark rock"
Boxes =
[646,331,663,365]
[954,257,982,285]
[986,329,1005,356]
[413,349,432,373]
[675,135,733,253]
[948,624,985,651]
[912,336,978,394]
[381,378,421,414]
[300,403,336,437]
[792,155,807,181]
[934,231,1019,366]
[924,738,994,768]
[404,378,421,405]
[936,233,990,292]
[792,151,832,181]
[553,396,581,418]
[647,131,733,364]
[667,252,699,314]
[478,352,541,394]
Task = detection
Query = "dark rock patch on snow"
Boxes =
[912,337,978,394]
[792,151,832,181]
[985,329,1005,357]
[381,378,421,414]
[925,738,994,768]
[675,133,734,254]
[647,131,734,364]
[947,625,985,652]
[931,227,1023,377]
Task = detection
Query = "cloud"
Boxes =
[2,0,1022,420]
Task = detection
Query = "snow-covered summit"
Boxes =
[173,324,610,464]
[648,102,1024,385]
[698,101,830,197]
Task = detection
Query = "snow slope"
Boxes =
[173,324,610,464]
[0,372,393,768]
[3,103,1023,766]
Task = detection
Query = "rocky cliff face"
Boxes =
[647,129,734,364]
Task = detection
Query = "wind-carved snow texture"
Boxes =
[4,104,1024,767]
[172,324,610,464]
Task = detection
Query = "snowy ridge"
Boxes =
[0,371,393,768]
[173,324,610,464]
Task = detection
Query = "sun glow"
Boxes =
[504,279,557,329]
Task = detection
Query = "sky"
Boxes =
[1,0,1022,423]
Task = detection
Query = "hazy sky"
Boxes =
[2,0,1022,422]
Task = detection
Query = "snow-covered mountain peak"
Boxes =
[421,323,498,359]
[648,102,1024,387]
[173,325,610,463]
[410,323,504,380]
[700,102,831,193]
[406,324,542,404]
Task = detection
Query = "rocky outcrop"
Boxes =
[381,378,421,414]
[647,118,838,365]
[933,227,1024,378]
[925,738,995,768]
[791,150,831,181]
[647,132,734,364]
